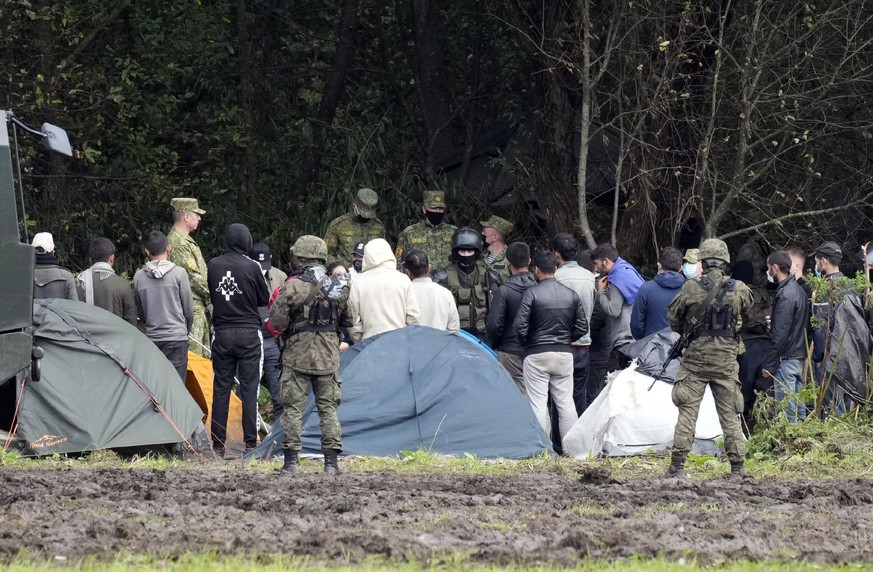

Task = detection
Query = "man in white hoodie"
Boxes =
[134,230,194,381]
[348,238,420,342]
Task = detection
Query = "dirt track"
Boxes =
[1,467,872,565]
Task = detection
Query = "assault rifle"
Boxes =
[647,277,730,391]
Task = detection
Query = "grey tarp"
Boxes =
[619,328,681,383]
[249,325,553,459]
[16,299,203,454]
[826,293,872,404]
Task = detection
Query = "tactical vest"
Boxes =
[446,264,487,333]
[692,276,739,339]
[285,267,346,337]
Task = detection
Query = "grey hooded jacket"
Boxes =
[134,260,194,342]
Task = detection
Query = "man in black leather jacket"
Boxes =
[763,250,811,423]
[513,251,588,442]
[486,242,536,394]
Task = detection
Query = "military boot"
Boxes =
[664,452,686,479]
[729,460,746,479]
[323,449,340,475]
[281,449,299,473]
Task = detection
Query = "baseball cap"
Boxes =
[814,241,842,262]
[170,197,206,215]
[354,188,378,219]
[423,190,446,210]
[32,232,55,254]
[683,248,700,264]
[250,242,272,271]
[352,241,366,258]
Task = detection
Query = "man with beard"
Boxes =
[395,190,457,270]
[438,227,501,339]
[323,188,385,264]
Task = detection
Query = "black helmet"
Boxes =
[451,227,483,253]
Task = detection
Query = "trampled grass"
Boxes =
[5,552,872,571]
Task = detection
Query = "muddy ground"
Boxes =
[0,467,872,565]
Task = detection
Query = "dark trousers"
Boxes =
[261,336,284,422]
[548,346,590,454]
[154,340,188,382]
[586,349,611,408]
[211,327,263,449]
[738,337,769,426]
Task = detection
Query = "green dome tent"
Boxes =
[7,299,205,455]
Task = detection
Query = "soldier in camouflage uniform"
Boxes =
[395,190,457,270]
[167,198,210,357]
[481,215,513,282]
[269,236,352,475]
[665,239,754,479]
[323,188,385,264]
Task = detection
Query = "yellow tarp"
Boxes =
[184,351,245,451]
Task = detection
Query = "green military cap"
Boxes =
[423,190,447,209]
[354,188,379,219]
[683,248,700,264]
[479,215,514,237]
[170,197,206,215]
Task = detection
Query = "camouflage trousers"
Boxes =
[281,368,343,451]
[188,302,211,358]
[671,367,747,463]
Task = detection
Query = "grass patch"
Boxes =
[562,503,614,517]
[4,551,870,571]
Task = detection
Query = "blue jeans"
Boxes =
[813,361,851,416]
[774,359,806,423]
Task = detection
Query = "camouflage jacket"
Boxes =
[167,227,209,305]
[437,261,495,334]
[268,270,353,375]
[395,219,458,270]
[483,247,510,282]
[667,268,754,377]
[323,212,385,263]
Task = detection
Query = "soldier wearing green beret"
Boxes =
[167,197,211,357]
[395,190,457,270]
[323,188,385,264]
[481,215,514,283]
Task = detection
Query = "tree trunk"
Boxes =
[291,0,360,207]
[409,0,456,180]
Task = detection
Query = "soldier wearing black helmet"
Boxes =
[665,238,754,479]
[435,227,501,338]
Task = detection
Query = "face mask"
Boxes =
[766,269,776,284]
[682,262,698,279]
[456,254,476,271]
[425,211,444,226]
[814,265,822,278]
[353,259,363,273]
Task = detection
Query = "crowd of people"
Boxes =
[31,187,863,476]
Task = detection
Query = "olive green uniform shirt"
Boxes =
[395,219,458,270]
[323,213,385,263]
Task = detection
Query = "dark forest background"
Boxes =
[3,0,873,275]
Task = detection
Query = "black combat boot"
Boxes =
[323,449,340,475]
[664,452,686,479]
[729,460,745,479]
[281,449,299,473]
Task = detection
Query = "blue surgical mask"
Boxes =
[814,265,822,278]
[682,262,698,279]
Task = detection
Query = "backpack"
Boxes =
[286,266,347,336]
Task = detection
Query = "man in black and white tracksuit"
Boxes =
[207,223,270,456]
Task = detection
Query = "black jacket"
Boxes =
[513,277,588,356]
[207,224,270,330]
[486,271,536,355]
[764,274,810,373]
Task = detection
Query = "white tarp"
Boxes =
[563,362,724,458]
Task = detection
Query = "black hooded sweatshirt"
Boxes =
[207,224,270,330]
